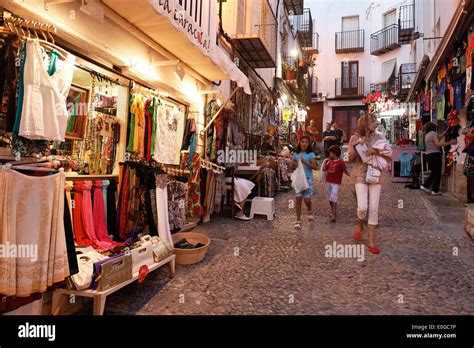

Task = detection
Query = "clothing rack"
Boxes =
[65,174,119,181]
[130,82,187,112]
[201,159,225,174]
[1,11,57,35]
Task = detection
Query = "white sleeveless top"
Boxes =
[19,39,76,141]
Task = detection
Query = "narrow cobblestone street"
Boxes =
[97,174,474,315]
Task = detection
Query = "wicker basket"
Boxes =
[172,232,211,265]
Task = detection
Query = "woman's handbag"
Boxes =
[131,244,155,274]
[366,164,381,184]
[140,235,173,263]
[69,247,108,290]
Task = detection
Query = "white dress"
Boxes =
[19,39,75,142]
[232,177,255,203]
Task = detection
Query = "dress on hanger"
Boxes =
[19,39,75,141]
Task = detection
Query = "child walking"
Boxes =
[292,135,318,229]
[323,145,350,222]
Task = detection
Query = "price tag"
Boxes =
[71,200,75,209]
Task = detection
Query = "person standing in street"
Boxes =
[332,121,345,147]
[420,122,449,196]
[348,113,392,254]
[322,122,337,158]
[306,119,319,149]
[292,135,318,230]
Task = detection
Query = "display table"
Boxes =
[391,146,417,183]
[52,254,176,316]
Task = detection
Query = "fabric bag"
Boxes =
[366,164,381,184]
[140,235,173,263]
[98,254,132,291]
[291,160,309,193]
[319,159,328,183]
[69,247,108,291]
[131,244,154,274]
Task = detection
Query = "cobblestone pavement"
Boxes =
[99,174,474,315]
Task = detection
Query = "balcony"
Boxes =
[335,29,364,53]
[399,3,418,44]
[370,24,401,56]
[284,0,304,15]
[305,32,319,54]
[294,8,313,48]
[398,63,416,97]
[335,77,364,98]
[308,74,318,97]
[231,0,277,68]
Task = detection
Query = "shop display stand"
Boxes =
[51,254,176,315]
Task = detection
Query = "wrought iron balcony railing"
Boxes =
[335,29,364,53]
[335,76,364,98]
[370,24,400,56]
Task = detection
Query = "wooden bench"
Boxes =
[52,254,176,315]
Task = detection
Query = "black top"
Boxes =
[322,130,337,152]
[334,129,344,146]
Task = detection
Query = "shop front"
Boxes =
[406,0,474,202]
[0,0,252,315]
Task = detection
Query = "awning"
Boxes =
[101,0,251,93]
[374,59,396,85]
[213,46,252,95]
[424,0,474,82]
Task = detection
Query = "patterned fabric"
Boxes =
[0,169,69,297]
[167,181,188,230]
[181,152,202,217]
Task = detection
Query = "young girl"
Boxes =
[323,145,350,222]
[292,135,318,229]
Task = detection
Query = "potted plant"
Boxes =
[299,53,316,74]
[282,61,297,81]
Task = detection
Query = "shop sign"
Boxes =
[149,0,212,56]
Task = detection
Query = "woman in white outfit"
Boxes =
[348,113,392,254]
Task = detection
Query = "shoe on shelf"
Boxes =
[431,191,442,196]
[420,185,431,194]
[368,245,380,254]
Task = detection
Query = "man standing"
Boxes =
[322,122,337,158]
[306,119,319,148]
[332,121,345,147]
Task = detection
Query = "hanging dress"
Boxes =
[19,39,75,141]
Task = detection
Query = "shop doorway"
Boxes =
[332,106,366,142]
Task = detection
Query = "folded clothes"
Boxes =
[174,239,205,249]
